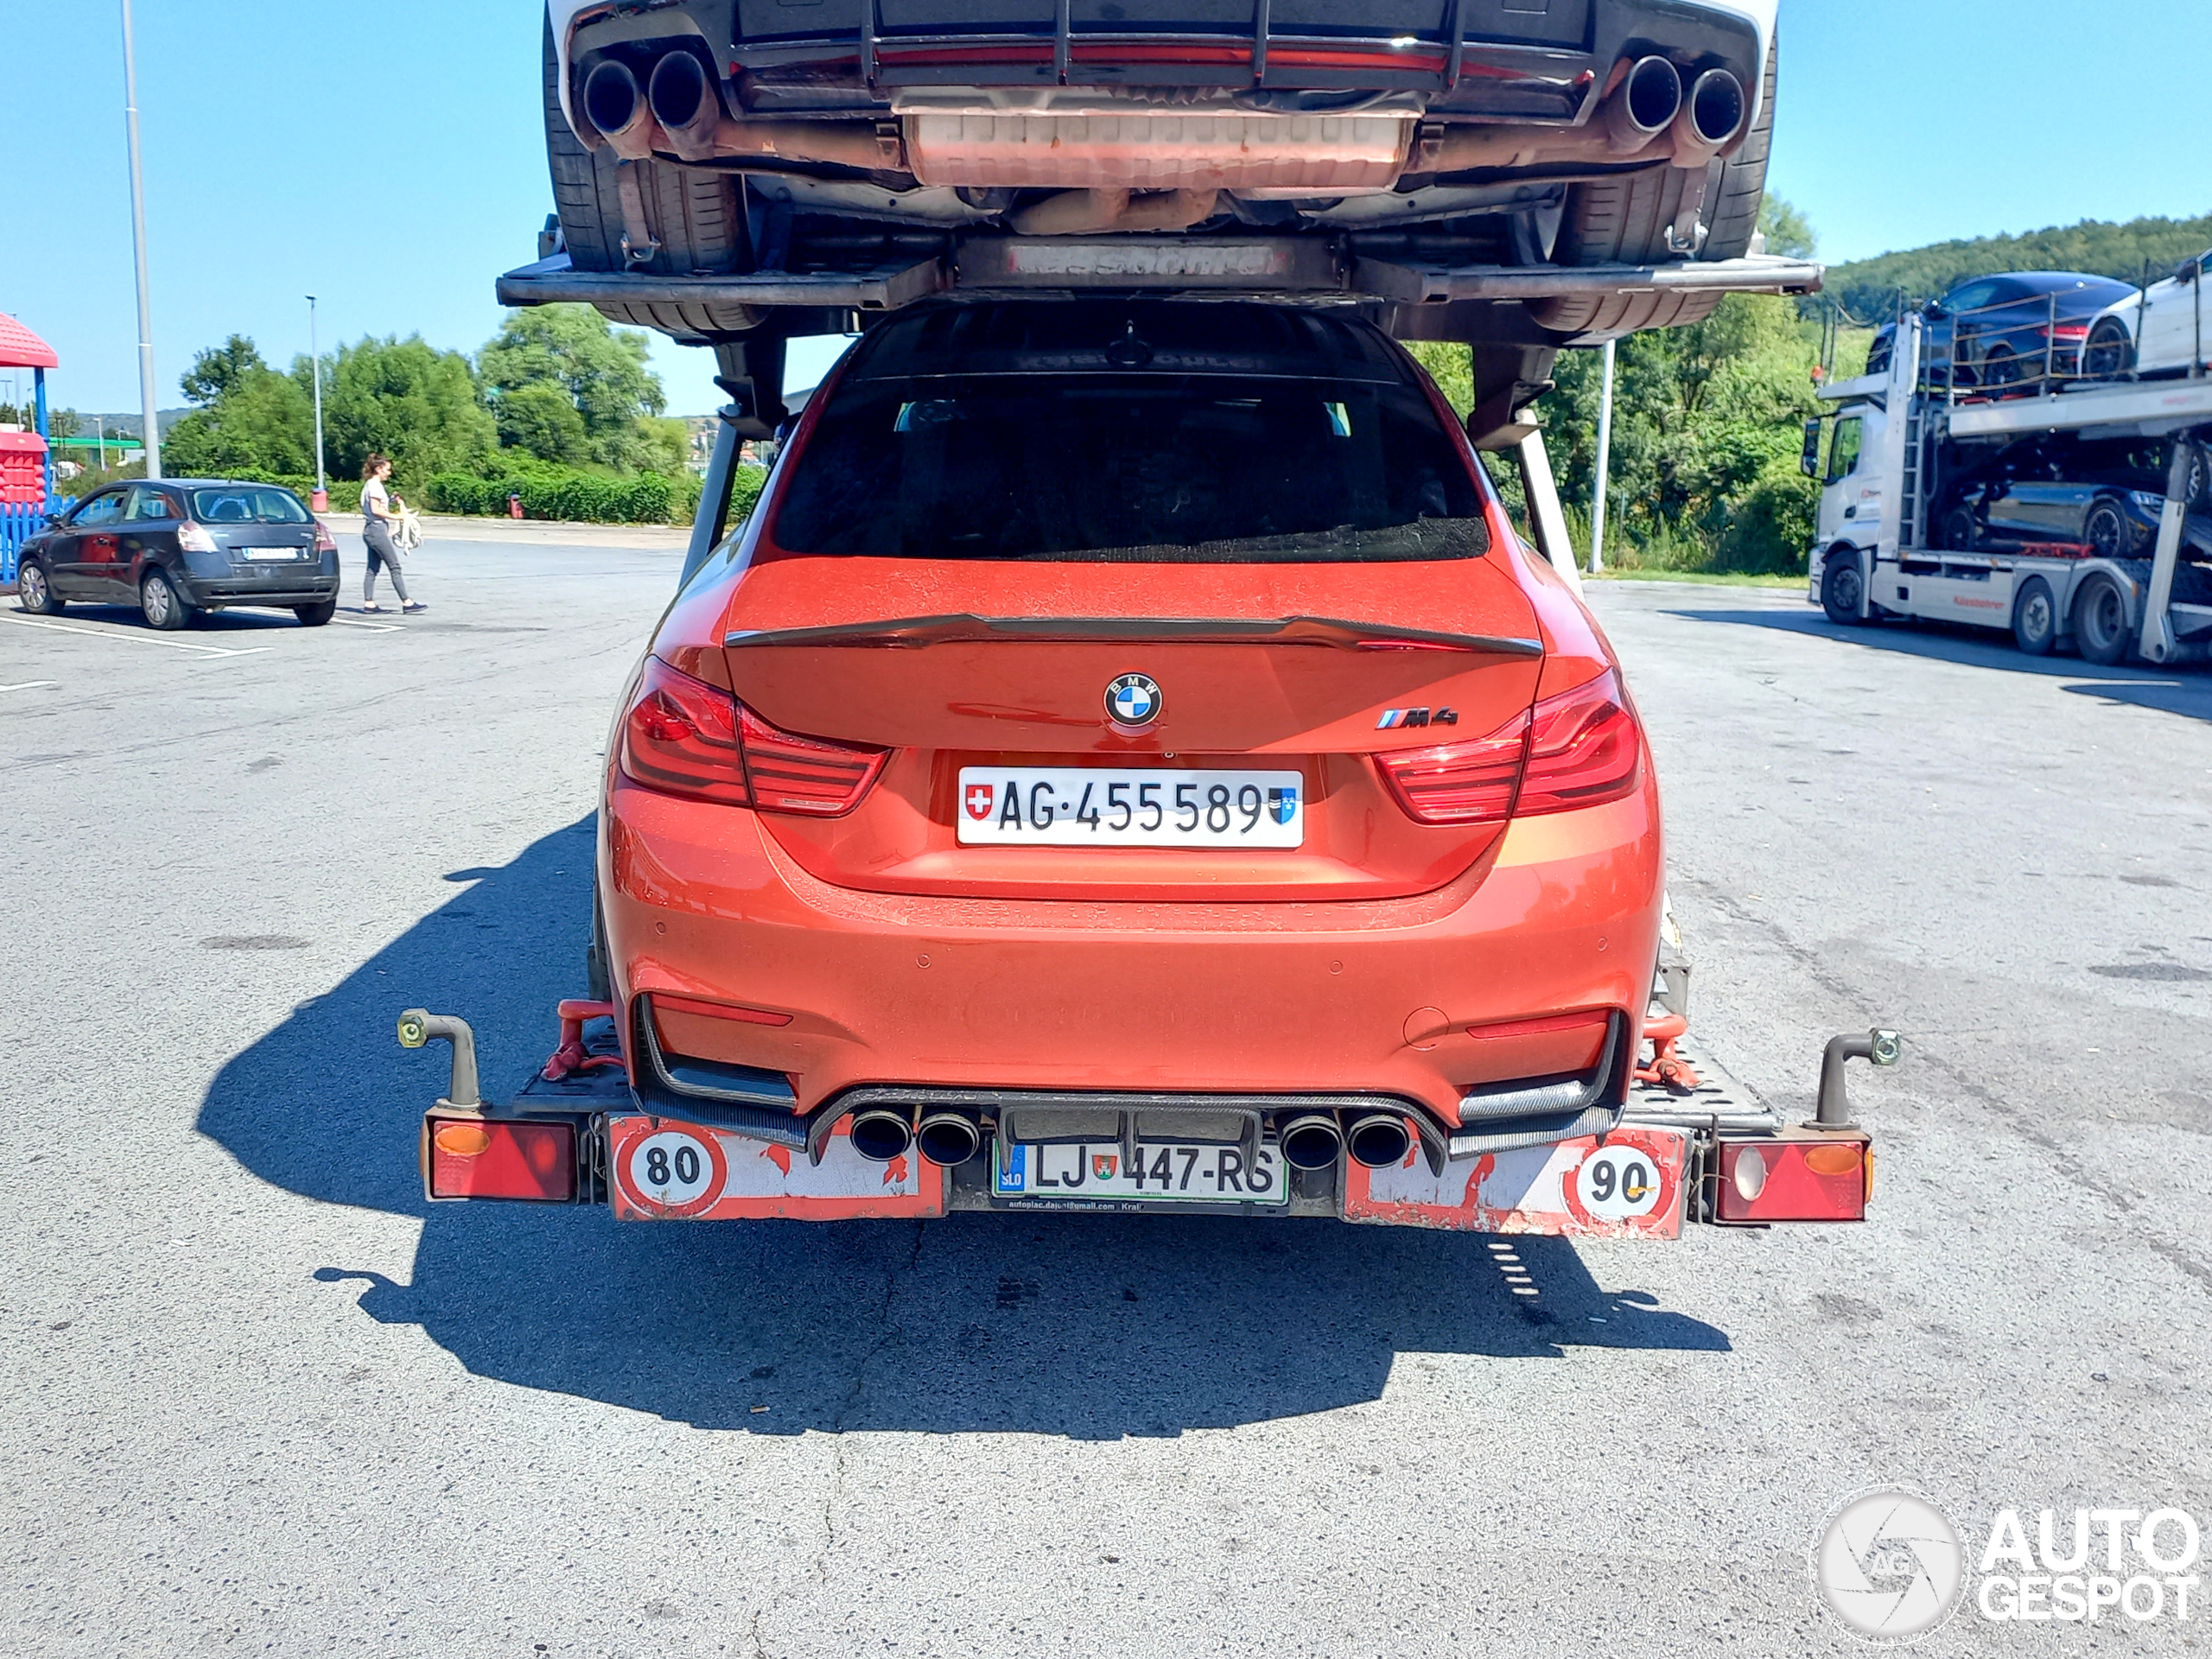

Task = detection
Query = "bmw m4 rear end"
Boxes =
[586,300,1664,1226]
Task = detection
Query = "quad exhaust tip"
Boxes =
[1675,67,1748,159]
[1605,55,1682,153]
[915,1111,985,1167]
[647,49,726,162]
[848,1108,914,1163]
[1277,1114,1346,1173]
[582,59,657,160]
[1344,1113,1414,1171]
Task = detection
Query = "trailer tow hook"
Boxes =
[543,998,623,1082]
[397,1008,482,1112]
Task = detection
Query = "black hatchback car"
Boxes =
[15,479,341,629]
[1866,271,2134,392]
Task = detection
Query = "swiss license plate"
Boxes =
[957,767,1304,848]
[994,1141,1290,1205]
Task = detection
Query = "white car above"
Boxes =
[2084,250,2212,379]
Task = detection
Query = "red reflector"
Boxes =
[620,657,887,817]
[652,991,793,1027]
[1515,668,1643,817]
[1713,1135,1869,1224]
[427,1116,575,1202]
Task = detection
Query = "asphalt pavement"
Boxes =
[3,535,2209,1656]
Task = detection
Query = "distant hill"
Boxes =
[1823,213,2212,323]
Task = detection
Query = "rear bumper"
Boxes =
[599,771,1664,1129]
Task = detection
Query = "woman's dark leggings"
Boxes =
[364,518,410,604]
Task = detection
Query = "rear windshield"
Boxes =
[190,486,310,524]
[772,308,1487,563]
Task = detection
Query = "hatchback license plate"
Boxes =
[995,1141,1289,1205]
[242,547,305,561]
[957,767,1304,847]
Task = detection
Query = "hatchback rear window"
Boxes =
[772,306,1487,563]
[191,486,310,524]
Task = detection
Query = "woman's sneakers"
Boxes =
[402,601,428,613]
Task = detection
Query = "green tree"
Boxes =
[181,335,270,405]
[494,378,590,464]
[479,304,668,470]
[1824,212,2212,322]
[322,334,497,486]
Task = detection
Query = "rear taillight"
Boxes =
[620,656,887,816]
[2046,322,2091,340]
[1374,667,1643,826]
[178,521,217,554]
[1712,1132,1871,1224]
[1515,668,1643,816]
[426,1116,575,1202]
[1374,709,1529,825]
[313,519,338,553]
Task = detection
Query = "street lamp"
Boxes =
[119,0,161,480]
[307,296,327,510]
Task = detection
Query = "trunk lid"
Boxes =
[715,556,1544,901]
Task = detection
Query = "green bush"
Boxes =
[423,464,692,524]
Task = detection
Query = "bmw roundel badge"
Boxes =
[1105,672,1163,727]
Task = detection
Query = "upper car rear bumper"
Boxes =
[600,772,1663,1128]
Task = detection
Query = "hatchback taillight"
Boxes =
[178,521,217,554]
[313,519,338,553]
[620,657,887,816]
[1376,668,1643,826]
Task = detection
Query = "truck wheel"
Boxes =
[1821,552,1866,626]
[1536,29,1777,338]
[2012,577,2057,656]
[2071,572,2133,665]
[542,18,757,337]
[2186,442,2210,511]
[2083,499,2131,560]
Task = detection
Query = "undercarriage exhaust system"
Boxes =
[647,50,725,162]
[914,1110,985,1167]
[1275,1114,1346,1173]
[582,60,658,162]
[1344,1113,1414,1171]
[848,1108,915,1163]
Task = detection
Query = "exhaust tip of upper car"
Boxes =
[646,49,725,160]
[1683,67,1748,150]
[1605,55,1683,152]
[582,59,657,159]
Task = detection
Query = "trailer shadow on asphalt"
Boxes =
[1665,607,2212,724]
[196,817,1729,1440]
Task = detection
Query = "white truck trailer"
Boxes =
[1803,313,2212,664]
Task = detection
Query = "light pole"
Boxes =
[119,0,161,480]
[1589,338,1617,574]
[307,296,327,510]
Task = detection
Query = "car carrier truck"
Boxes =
[1805,311,2212,664]
[395,0,1894,1244]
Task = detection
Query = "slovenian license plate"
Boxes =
[994,1141,1290,1205]
[957,767,1304,848]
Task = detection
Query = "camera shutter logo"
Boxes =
[1813,1489,1966,1642]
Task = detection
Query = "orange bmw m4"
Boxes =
[594,301,1662,1222]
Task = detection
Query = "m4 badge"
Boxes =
[1376,707,1459,731]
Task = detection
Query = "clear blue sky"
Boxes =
[3,0,2209,418]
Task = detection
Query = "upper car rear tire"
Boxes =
[2071,572,2133,665]
[542,18,756,338]
[16,559,61,614]
[1940,507,1980,552]
[2083,499,2132,561]
[2084,315,2135,380]
[1535,29,1777,337]
[2012,576,2058,656]
[295,600,337,626]
[1821,551,1866,626]
[140,569,193,631]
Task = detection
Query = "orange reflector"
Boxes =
[1802,1142,1865,1178]
[426,1116,575,1202]
[434,1122,493,1157]
[1713,1133,1871,1224]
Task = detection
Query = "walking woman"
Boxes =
[360,454,424,613]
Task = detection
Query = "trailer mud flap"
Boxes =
[607,1111,949,1221]
[1341,1125,1689,1238]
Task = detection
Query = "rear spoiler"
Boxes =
[724,613,1541,658]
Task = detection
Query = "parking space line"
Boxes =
[1,681,60,693]
[2,615,271,658]
[330,617,404,632]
